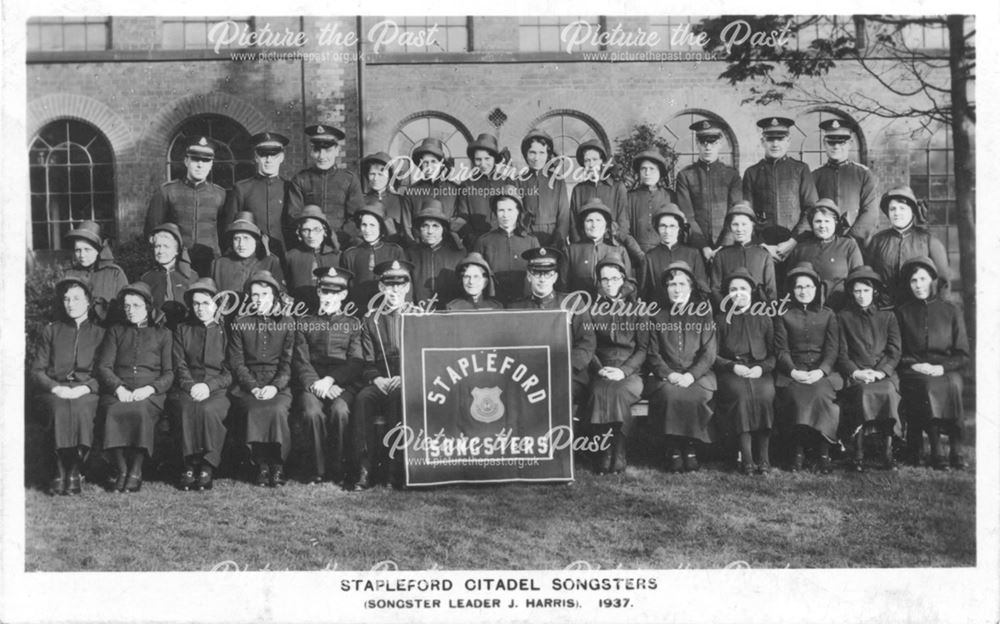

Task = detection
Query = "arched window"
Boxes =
[793,109,867,170]
[664,110,739,172]
[166,114,254,190]
[29,120,115,251]
[388,112,473,171]
[530,110,608,163]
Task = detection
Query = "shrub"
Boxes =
[612,123,679,190]
[111,236,154,283]
[24,261,67,373]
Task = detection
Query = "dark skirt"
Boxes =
[899,371,964,433]
[715,372,775,435]
[583,374,643,429]
[236,389,293,460]
[648,379,715,443]
[37,392,100,450]
[101,394,166,454]
[777,378,840,443]
[839,379,901,438]
[171,390,230,467]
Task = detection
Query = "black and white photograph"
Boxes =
[1,2,997,623]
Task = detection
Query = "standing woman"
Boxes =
[97,282,174,492]
[445,253,503,311]
[171,278,231,491]
[774,263,842,473]
[340,197,406,315]
[836,266,902,471]
[867,187,950,306]
[626,149,677,258]
[582,255,647,474]
[64,221,128,325]
[786,198,863,311]
[640,203,708,305]
[362,151,411,247]
[646,261,717,472]
[211,211,285,295]
[710,202,777,308]
[31,276,105,495]
[228,271,296,486]
[713,268,776,475]
[562,198,633,296]
[895,256,969,470]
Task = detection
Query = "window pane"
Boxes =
[185,22,208,48]
[41,25,62,51]
[31,195,47,222]
[48,166,68,194]
[63,24,86,49]
[33,223,50,251]
[93,164,114,192]
[162,23,184,48]
[93,194,115,221]
[70,193,92,221]
[69,165,91,194]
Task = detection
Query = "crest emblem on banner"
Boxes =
[470,387,504,423]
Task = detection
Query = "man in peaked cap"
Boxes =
[518,127,571,247]
[220,131,301,262]
[675,119,743,260]
[145,135,227,276]
[291,266,364,485]
[742,116,818,260]
[812,118,880,246]
[289,123,363,251]
[353,259,414,489]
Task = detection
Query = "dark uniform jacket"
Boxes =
[210,254,285,296]
[403,180,462,222]
[518,169,570,247]
[895,297,969,373]
[66,260,128,325]
[710,243,777,305]
[173,320,231,392]
[472,229,540,304]
[569,178,629,242]
[139,260,199,312]
[675,159,742,249]
[339,241,406,314]
[32,318,105,393]
[289,166,364,234]
[445,295,504,311]
[220,174,302,250]
[457,175,508,247]
[366,189,412,246]
[626,186,679,252]
[742,156,818,243]
[285,242,341,305]
[773,305,841,387]
[96,324,174,393]
[589,292,647,376]
[867,225,950,305]
[361,309,403,381]
[647,300,718,389]
[227,314,294,391]
[785,236,864,310]
[561,239,634,296]
[836,305,901,382]
[293,312,364,390]
[145,178,227,254]
[507,292,596,379]
[812,159,879,244]
[640,242,708,303]
[406,242,465,309]
[713,312,775,373]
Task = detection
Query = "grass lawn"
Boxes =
[24,444,975,571]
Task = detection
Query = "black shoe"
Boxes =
[125,473,142,492]
[255,464,269,487]
[179,469,196,491]
[197,466,213,490]
[68,465,82,495]
[270,464,286,487]
[818,456,833,474]
[931,455,951,471]
[683,452,700,472]
[666,453,683,473]
[50,476,68,496]
[756,461,771,475]
[353,466,371,491]
[739,462,756,476]
[850,459,865,473]
[595,449,612,475]
[114,473,127,493]
[949,455,967,471]
[611,437,627,474]
[790,452,805,473]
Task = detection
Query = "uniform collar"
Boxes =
[825,158,850,168]
[184,177,208,188]
[531,291,556,305]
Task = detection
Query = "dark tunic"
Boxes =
[457,175,508,247]
[139,261,199,326]
[445,295,504,311]
[562,239,634,296]
[742,156,818,244]
[713,311,776,435]
[289,166,364,234]
[507,292,596,392]
[145,177,227,256]
[339,240,406,315]
[31,318,105,449]
[836,304,902,437]
[406,242,465,309]
[65,261,128,325]
[710,242,777,306]
[583,293,647,428]
[366,189,412,246]
[284,241,341,307]
[646,300,717,442]
[569,179,629,242]
[171,320,231,466]
[640,242,708,305]
[896,297,969,430]
[473,229,540,305]
[519,169,570,247]
[785,235,863,311]
[774,305,842,442]
[403,180,462,224]
[97,323,174,453]
[867,225,951,306]
[354,309,405,467]
[626,187,678,252]
[228,314,295,459]
[812,159,880,245]
[220,174,301,256]
[210,253,285,297]
[675,159,742,249]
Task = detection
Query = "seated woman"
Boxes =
[774,262,842,473]
[646,261,717,472]
[140,222,199,328]
[836,266,902,472]
[895,256,970,470]
[96,282,174,492]
[340,197,406,315]
[211,211,285,296]
[710,202,777,308]
[786,198,863,311]
[639,203,708,305]
[171,278,231,491]
[31,276,105,495]
[445,253,503,311]
[63,220,128,325]
[581,254,647,474]
[562,198,633,296]
[713,268,776,475]
[228,271,296,487]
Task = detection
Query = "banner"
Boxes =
[401,310,574,486]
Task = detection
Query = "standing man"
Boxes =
[518,128,570,248]
[675,120,742,261]
[290,124,364,251]
[220,131,300,262]
[742,117,818,261]
[812,119,880,246]
[145,136,226,276]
